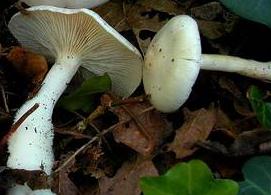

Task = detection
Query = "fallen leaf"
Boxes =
[218,77,252,116]
[168,108,216,159]
[198,129,271,156]
[124,0,185,54]
[99,157,158,195]
[197,20,226,40]
[112,102,171,156]
[56,171,80,195]
[125,4,166,54]
[94,1,130,32]
[214,108,238,136]
[78,145,112,179]
[191,2,223,20]
[6,47,48,85]
[136,0,185,15]
[52,152,80,195]
[229,130,271,156]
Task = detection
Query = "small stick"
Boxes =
[0,103,39,147]
[0,84,9,113]
[89,122,112,152]
[54,128,93,139]
[54,106,154,173]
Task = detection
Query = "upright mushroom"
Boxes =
[8,6,142,175]
[143,15,201,113]
[21,0,109,8]
[143,15,271,113]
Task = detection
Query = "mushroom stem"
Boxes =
[200,54,271,81]
[7,57,80,175]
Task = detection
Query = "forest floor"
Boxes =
[0,0,271,194]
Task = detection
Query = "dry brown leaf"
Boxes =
[99,157,158,195]
[124,0,186,54]
[125,4,166,54]
[112,102,171,156]
[6,47,48,85]
[218,77,252,116]
[191,2,223,21]
[137,0,185,15]
[199,129,271,156]
[168,108,216,159]
[52,152,80,195]
[191,2,227,40]
[56,171,80,195]
[197,20,226,40]
[93,1,130,32]
[214,108,238,136]
[80,145,112,178]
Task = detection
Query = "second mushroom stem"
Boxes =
[200,54,271,81]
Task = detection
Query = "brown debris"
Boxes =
[6,47,48,86]
[168,107,216,159]
[198,129,271,156]
[99,157,158,195]
[112,102,171,156]
[52,152,80,195]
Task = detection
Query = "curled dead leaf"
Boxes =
[99,157,158,195]
[6,47,48,85]
[191,2,223,21]
[93,1,130,32]
[168,107,216,159]
[112,102,171,156]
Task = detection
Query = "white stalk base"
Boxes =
[7,57,79,175]
[8,183,56,195]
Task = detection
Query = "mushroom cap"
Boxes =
[143,15,201,112]
[8,6,142,97]
[21,0,109,9]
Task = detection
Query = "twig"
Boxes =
[89,122,112,153]
[0,84,9,113]
[53,106,154,173]
[54,127,93,139]
[0,103,39,147]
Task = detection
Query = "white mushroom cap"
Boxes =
[8,6,142,97]
[143,15,201,112]
[21,0,109,9]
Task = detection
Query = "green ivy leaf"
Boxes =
[248,86,271,128]
[58,74,111,112]
[239,156,271,195]
[220,0,271,28]
[140,160,239,195]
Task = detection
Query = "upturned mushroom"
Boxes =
[8,6,142,175]
[143,15,271,113]
[21,0,109,8]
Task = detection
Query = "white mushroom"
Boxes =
[8,6,142,175]
[21,0,109,8]
[143,15,201,113]
[143,15,271,113]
